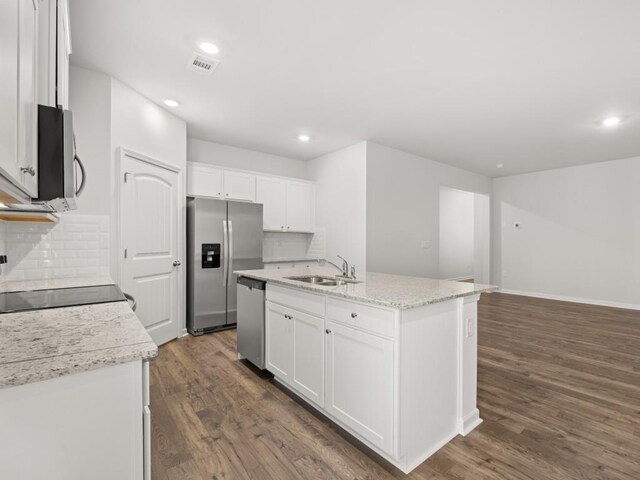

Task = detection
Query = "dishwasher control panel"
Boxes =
[202,243,221,268]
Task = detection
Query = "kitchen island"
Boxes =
[235,266,496,474]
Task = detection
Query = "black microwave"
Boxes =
[36,105,86,211]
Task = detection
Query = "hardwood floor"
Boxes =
[150,293,640,479]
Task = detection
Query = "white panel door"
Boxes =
[265,301,292,383]
[292,309,324,407]
[187,163,222,198]
[0,0,20,185]
[223,170,255,202]
[325,320,394,454]
[121,152,182,346]
[286,181,314,232]
[256,176,287,231]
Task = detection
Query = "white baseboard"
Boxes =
[460,409,483,436]
[499,288,640,311]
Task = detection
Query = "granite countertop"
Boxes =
[234,267,497,310]
[0,277,157,389]
[0,276,115,294]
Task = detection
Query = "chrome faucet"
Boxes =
[337,255,349,277]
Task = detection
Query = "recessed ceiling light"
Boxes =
[297,134,311,142]
[199,42,219,55]
[163,99,180,108]
[496,163,504,169]
[601,116,622,128]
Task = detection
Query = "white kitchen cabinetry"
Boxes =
[0,0,39,197]
[222,170,255,201]
[187,162,223,198]
[256,176,286,230]
[0,360,151,480]
[325,320,394,452]
[38,0,71,109]
[265,301,293,382]
[265,283,477,474]
[186,162,256,201]
[266,299,325,407]
[256,176,314,233]
[292,308,325,406]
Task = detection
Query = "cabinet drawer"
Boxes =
[267,284,325,317]
[327,298,395,338]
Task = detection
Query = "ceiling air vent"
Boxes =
[187,53,220,76]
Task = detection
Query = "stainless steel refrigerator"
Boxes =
[187,197,263,335]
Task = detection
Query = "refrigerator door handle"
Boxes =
[228,220,233,285]
[222,220,229,287]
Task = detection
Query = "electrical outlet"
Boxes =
[466,318,475,338]
[420,240,431,249]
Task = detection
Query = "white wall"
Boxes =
[188,138,309,180]
[308,142,367,274]
[493,156,640,309]
[439,187,474,280]
[69,66,111,216]
[366,142,492,278]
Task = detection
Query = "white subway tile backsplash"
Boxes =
[0,214,110,282]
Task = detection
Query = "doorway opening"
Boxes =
[438,186,490,284]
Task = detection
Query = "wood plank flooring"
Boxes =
[150,293,640,479]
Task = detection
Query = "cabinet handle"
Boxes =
[20,166,35,176]
[351,312,358,318]
[325,329,331,334]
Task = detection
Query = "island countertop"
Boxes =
[234,267,497,310]
[0,278,157,389]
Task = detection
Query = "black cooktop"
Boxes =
[0,284,126,314]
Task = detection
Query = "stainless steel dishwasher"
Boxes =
[236,276,266,369]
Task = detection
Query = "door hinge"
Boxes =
[124,248,128,259]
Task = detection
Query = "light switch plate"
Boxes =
[466,318,475,338]
[420,240,431,249]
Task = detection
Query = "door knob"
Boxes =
[20,166,35,176]
[173,260,182,267]
[325,329,331,334]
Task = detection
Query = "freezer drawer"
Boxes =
[237,276,266,369]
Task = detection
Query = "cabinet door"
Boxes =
[17,0,38,196]
[292,310,324,407]
[325,321,394,454]
[223,170,256,202]
[286,181,314,232]
[265,301,293,383]
[187,163,223,198]
[0,0,20,184]
[256,176,287,231]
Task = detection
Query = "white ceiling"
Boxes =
[68,0,640,177]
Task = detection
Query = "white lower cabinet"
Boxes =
[265,284,479,474]
[0,360,150,480]
[266,300,324,407]
[265,301,293,382]
[325,320,394,453]
[292,309,324,406]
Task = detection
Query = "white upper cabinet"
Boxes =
[186,163,256,202]
[0,0,39,198]
[187,163,223,198]
[256,176,287,230]
[256,176,314,233]
[222,170,255,202]
[285,181,314,233]
[187,163,315,232]
[38,0,71,109]
[0,0,21,187]
[18,0,39,196]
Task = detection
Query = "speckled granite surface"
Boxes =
[0,276,114,294]
[0,281,157,389]
[234,267,497,310]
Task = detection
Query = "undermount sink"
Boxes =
[285,275,353,287]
